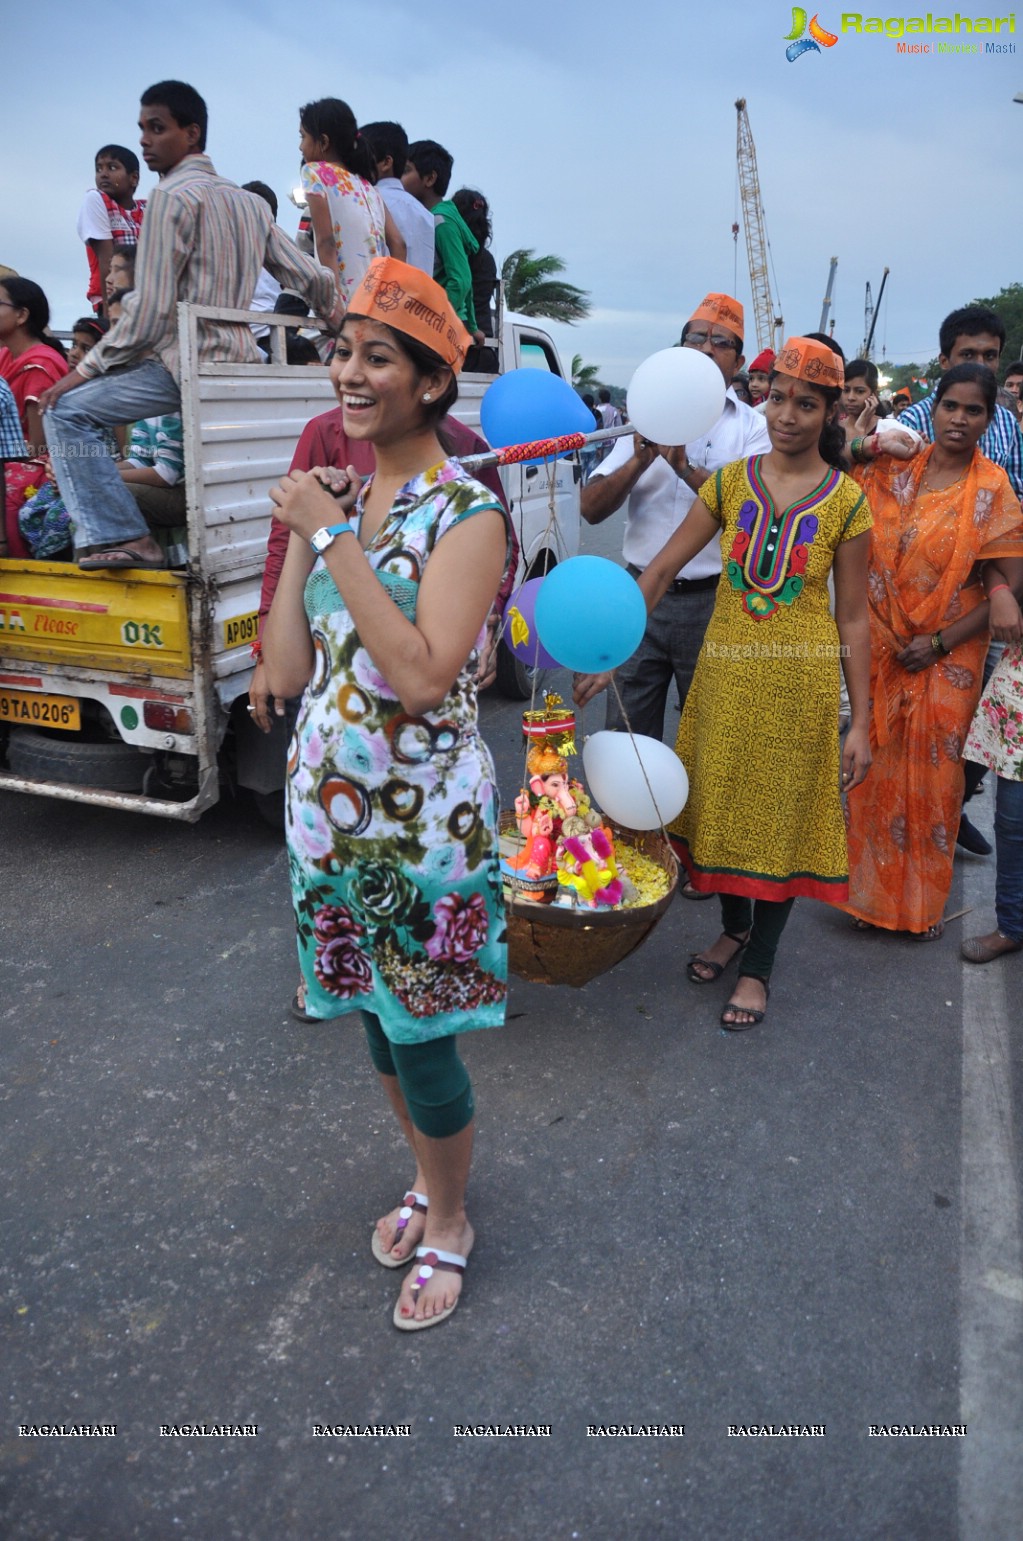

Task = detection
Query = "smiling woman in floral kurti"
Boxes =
[264,259,508,1331]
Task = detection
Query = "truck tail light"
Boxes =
[143,702,194,734]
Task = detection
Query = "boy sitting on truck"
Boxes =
[76,145,146,316]
[41,79,340,573]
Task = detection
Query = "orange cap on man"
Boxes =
[686,293,744,341]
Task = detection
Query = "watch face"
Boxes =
[311,528,331,553]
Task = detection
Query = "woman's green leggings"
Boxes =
[361,1012,474,1139]
[719,893,795,981]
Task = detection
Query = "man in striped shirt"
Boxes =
[898,304,1023,497]
[41,80,339,571]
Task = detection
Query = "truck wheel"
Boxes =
[7,728,148,792]
[494,638,558,701]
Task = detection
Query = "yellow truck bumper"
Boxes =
[0,561,191,679]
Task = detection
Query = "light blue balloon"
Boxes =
[480,368,595,454]
[534,557,647,673]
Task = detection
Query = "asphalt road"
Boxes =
[2,509,1021,1541]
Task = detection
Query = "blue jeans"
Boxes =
[605,581,717,741]
[45,361,181,551]
[994,775,1023,942]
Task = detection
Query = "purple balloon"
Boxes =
[502,578,559,669]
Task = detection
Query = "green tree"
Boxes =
[571,354,601,393]
[501,249,591,323]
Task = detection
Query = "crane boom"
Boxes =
[735,98,782,354]
[819,257,838,335]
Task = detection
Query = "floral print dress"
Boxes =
[300,160,388,304]
[965,642,1023,782]
[286,459,508,1043]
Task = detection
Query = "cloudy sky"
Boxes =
[4,1,1020,382]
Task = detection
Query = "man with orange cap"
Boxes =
[580,293,770,892]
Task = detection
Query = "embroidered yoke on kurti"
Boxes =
[669,455,872,901]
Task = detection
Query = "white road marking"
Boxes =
[958,794,1023,1538]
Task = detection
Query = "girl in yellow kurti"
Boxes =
[577,337,877,1027]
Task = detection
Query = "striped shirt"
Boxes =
[126,415,185,486]
[0,377,27,458]
[899,392,1023,497]
[78,154,336,386]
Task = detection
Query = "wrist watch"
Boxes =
[309,521,353,553]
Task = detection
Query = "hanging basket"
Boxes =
[500,813,679,988]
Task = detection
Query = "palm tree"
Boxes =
[571,354,601,393]
[501,249,591,324]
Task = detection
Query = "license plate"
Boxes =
[0,689,81,730]
[224,610,259,649]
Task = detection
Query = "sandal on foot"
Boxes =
[393,1246,466,1331]
[687,930,749,984]
[720,974,770,1031]
[910,920,944,943]
[961,931,1023,964]
[680,881,715,901]
[290,978,317,1023]
[371,1191,428,1268]
[850,917,875,932]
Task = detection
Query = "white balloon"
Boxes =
[582,731,689,831]
[626,348,726,447]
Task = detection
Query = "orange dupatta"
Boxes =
[843,448,1023,932]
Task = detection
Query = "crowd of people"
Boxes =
[0,85,499,564]
[2,79,1022,1335]
[575,292,1023,1028]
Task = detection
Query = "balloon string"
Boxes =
[507,454,578,910]
[606,674,674,843]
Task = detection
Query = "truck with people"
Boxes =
[0,302,580,821]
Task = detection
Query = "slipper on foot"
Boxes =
[371,1192,428,1269]
[393,1245,466,1331]
[78,546,167,571]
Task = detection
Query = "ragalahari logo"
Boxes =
[784,8,839,58]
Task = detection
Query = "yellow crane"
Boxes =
[734,99,783,355]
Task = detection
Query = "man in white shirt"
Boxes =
[597,387,622,429]
[581,293,770,746]
[361,121,436,275]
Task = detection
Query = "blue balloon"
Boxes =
[480,369,595,456]
[533,557,647,673]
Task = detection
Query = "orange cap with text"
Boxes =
[687,293,744,339]
[346,257,473,374]
[774,336,845,389]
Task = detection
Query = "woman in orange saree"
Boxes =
[844,364,1023,939]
